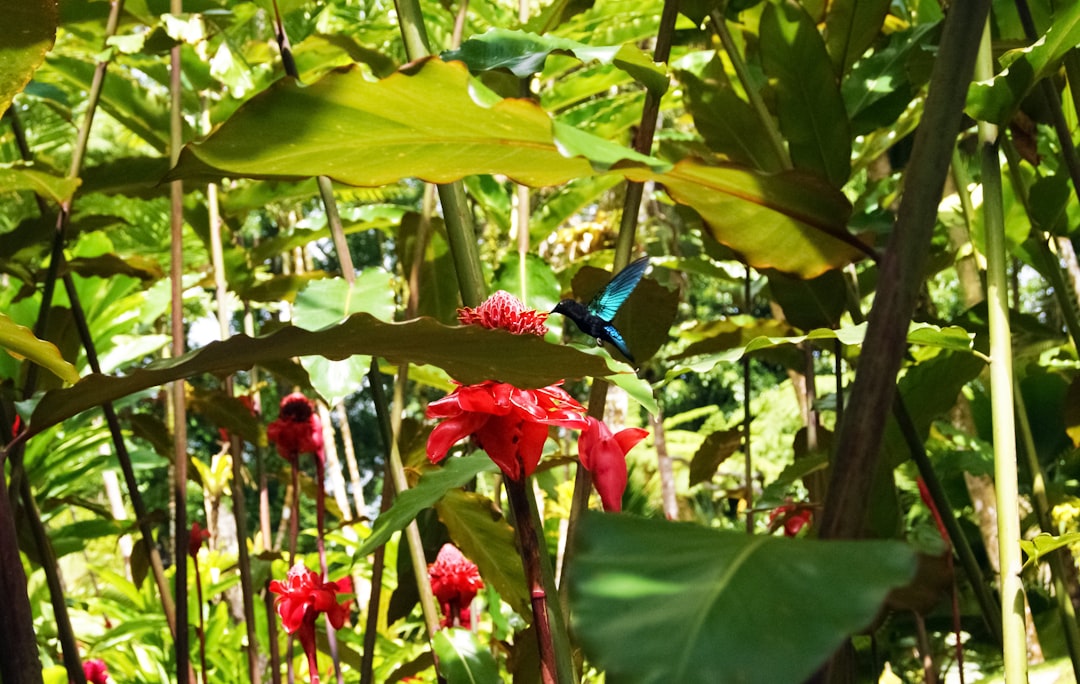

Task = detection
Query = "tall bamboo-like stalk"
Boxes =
[974,21,1028,684]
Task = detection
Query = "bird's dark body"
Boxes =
[552,257,650,363]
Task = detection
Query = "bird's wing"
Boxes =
[587,256,649,320]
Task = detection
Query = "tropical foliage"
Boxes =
[3,0,1080,681]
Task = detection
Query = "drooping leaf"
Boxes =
[688,428,741,486]
[26,313,615,436]
[167,59,661,188]
[966,4,1080,126]
[352,453,495,560]
[0,312,79,385]
[0,0,57,116]
[0,163,79,204]
[628,160,862,277]
[1020,532,1080,569]
[568,512,916,683]
[767,268,847,331]
[442,28,668,96]
[436,489,531,619]
[432,628,501,684]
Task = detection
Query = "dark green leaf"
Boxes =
[688,428,741,486]
[767,268,847,330]
[432,628,501,684]
[569,512,916,683]
[760,3,852,187]
[822,0,890,76]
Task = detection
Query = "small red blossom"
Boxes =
[457,290,548,336]
[269,563,352,684]
[768,501,813,537]
[267,393,324,464]
[578,417,649,512]
[82,659,109,684]
[427,381,590,480]
[429,544,484,628]
[188,521,210,559]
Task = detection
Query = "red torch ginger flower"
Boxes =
[267,392,324,464]
[79,659,109,684]
[429,543,484,628]
[188,521,210,559]
[427,380,590,480]
[457,290,548,336]
[269,563,352,684]
[578,417,649,512]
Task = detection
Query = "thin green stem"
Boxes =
[1014,372,1080,673]
[708,8,791,169]
[976,20,1027,683]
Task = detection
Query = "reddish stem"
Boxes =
[504,477,556,684]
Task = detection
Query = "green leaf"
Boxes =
[436,489,531,619]
[0,163,79,204]
[630,160,861,278]
[1020,532,1080,569]
[432,628,501,684]
[0,0,57,116]
[353,453,495,559]
[966,4,1080,126]
[293,272,397,405]
[0,312,79,385]
[822,0,890,76]
[568,512,916,683]
[767,268,847,331]
[443,28,667,96]
[26,313,613,436]
[688,428,741,486]
[167,59,660,188]
[760,2,852,187]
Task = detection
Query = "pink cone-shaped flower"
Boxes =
[267,393,324,464]
[427,380,590,480]
[269,563,352,684]
[188,521,210,560]
[457,290,548,336]
[578,417,649,512]
[429,544,484,628]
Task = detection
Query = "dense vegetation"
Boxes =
[4,0,1080,681]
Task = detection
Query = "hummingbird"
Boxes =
[552,257,650,363]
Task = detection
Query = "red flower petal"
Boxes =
[427,413,490,463]
[579,418,648,512]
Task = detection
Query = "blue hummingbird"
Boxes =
[552,257,650,363]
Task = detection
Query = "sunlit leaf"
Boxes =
[432,628,501,684]
[0,312,79,385]
[0,163,79,204]
[0,0,57,116]
[966,4,1080,125]
[1020,532,1080,569]
[569,512,916,683]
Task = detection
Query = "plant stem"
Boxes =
[0,467,42,684]
[194,555,209,684]
[505,478,557,684]
[975,20,1027,683]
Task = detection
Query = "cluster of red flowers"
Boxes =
[188,521,210,560]
[768,501,814,537]
[428,544,484,628]
[267,392,325,464]
[426,291,649,512]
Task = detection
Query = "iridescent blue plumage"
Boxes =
[552,257,650,363]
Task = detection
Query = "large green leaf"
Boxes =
[0,163,79,204]
[26,313,615,436]
[568,512,916,683]
[966,3,1080,126]
[432,628,501,684]
[632,160,863,277]
[760,2,852,187]
[442,28,667,96]
[167,59,657,188]
[0,312,79,385]
[0,0,57,116]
